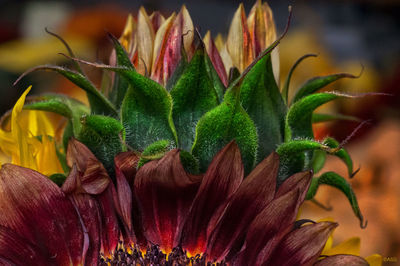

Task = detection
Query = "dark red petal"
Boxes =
[114,151,139,186]
[314,255,369,266]
[61,164,82,194]
[180,141,243,254]
[206,152,279,261]
[234,189,300,265]
[115,152,147,247]
[67,138,110,195]
[0,164,86,265]
[0,225,50,266]
[97,184,121,256]
[115,166,133,235]
[275,170,312,202]
[69,193,102,265]
[267,221,338,266]
[134,149,201,252]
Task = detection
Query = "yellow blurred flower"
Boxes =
[319,218,382,266]
[0,86,63,176]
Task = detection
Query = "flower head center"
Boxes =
[99,242,227,266]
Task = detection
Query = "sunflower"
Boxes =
[1,138,341,265]
[0,0,380,265]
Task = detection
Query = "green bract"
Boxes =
[17,31,367,226]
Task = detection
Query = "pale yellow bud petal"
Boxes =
[226,3,253,72]
[137,7,155,75]
[119,14,136,53]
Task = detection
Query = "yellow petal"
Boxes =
[321,235,333,254]
[365,254,382,266]
[119,14,136,53]
[36,135,63,176]
[323,237,361,256]
[226,3,253,72]
[11,86,37,170]
[137,7,155,75]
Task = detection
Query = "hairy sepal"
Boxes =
[240,54,286,163]
[192,84,258,175]
[77,115,124,176]
[170,47,219,151]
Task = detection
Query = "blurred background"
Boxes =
[0,0,399,262]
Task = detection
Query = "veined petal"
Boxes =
[149,11,166,32]
[180,141,243,255]
[275,170,313,203]
[314,254,369,266]
[226,4,253,72]
[206,152,279,261]
[268,221,338,266]
[204,31,228,87]
[114,152,147,246]
[134,149,201,253]
[115,166,133,234]
[235,189,301,266]
[114,151,139,186]
[0,225,51,266]
[66,138,110,194]
[137,7,155,75]
[68,192,102,265]
[151,13,176,84]
[247,0,279,82]
[159,6,194,85]
[0,164,86,265]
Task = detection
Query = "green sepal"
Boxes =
[305,177,319,200]
[180,150,200,174]
[117,68,178,150]
[204,52,225,102]
[311,149,326,174]
[292,72,359,104]
[24,94,89,136]
[282,54,317,104]
[192,83,258,175]
[170,47,219,151]
[166,45,188,91]
[77,114,124,176]
[312,113,360,123]
[107,35,135,109]
[323,137,355,177]
[17,65,118,116]
[49,173,67,187]
[276,139,332,184]
[228,67,240,87]
[62,120,74,151]
[240,54,286,163]
[285,93,340,141]
[137,139,172,168]
[306,172,366,228]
